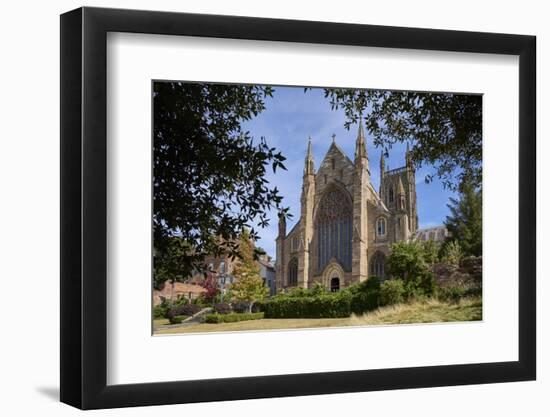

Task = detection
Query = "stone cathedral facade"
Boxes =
[275,122,418,292]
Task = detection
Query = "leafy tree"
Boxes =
[153,237,191,290]
[387,241,429,281]
[153,82,290,283]
[229,230,268,312]
[444,179,482,256]
[318,89,482,190]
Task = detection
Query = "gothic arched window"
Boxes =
[370,251,386,278]
[316,187,352,273]
[376,217,386,237]
[288,258,298,286]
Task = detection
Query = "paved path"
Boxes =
[154,307,212,331]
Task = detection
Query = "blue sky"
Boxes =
[242,86,457,259]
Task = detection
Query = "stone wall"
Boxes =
[434,256,482,288]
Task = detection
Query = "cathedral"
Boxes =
[275,122,418,292]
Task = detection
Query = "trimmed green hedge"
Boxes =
[263,294,352,318]
[263,278,384,319]
[204,312,264,323]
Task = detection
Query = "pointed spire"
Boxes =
[354,118,368,164]
[397,176,405,195]
[304,135,315,175]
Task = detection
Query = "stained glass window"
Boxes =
[316,188,352,272]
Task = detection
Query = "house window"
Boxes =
[208,263,214,271]
[331,158,335,169]
[388,186,394,204]
[376,217,386,236]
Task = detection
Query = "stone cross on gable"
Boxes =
[331,133,336,143]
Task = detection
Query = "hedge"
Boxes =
[262,280,386,319]
[168,315,188,325]
[263,294,356,319]
[204,312,264,323]
[166,303,202,319]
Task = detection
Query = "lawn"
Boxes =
[153,318,170,327]
[154,297,482,335]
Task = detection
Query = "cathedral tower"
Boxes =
[395,176,410,241]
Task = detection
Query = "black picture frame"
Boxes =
[60,6,536,410]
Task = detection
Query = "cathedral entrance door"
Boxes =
[330,277,340,292]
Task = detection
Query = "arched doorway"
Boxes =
[330,277,340,292]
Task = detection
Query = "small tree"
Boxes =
[200,272,220,304]
[229,230,268,312]
[444,178,482,256]
[387,241,429,281]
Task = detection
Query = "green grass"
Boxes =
[349,297,482,325]
[153,318,170,327]
[154,297,482,335]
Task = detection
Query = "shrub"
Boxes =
[204,312,264,323]
[403,279,425,300]
[350,292,379,314]
[166,303,202,319]
[153,297,175,319]
[213,302,232,314]
[380,280,405,306]
[347,277,381,294]
[232,301,248,313]
[309,282,328,296]
[437,285,468,304]
[153,304,168,319]
[263,293,352,319]
[346,277,381,314]
[168,315,186,325]
[233,301,262,313]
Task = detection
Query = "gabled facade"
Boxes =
[275,122,418,292]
